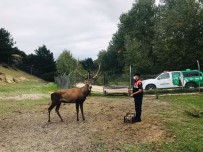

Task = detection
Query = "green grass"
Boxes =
[118,94,203,152]
[145,88,203,95]
[0,81,57,116]
[0,64,58,96]
[0,82,58,96]
[158,94,203,152]
[0,64,41,80]
[123,144,153,152]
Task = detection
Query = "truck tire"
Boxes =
[145,84,156,90]
[185,82,197,89]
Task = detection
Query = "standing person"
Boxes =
[130,73,143,122]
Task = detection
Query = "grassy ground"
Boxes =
[158,94,203,152]
[0,81,57,96]
[1,86,203,151]
[0,82,57,117]
[1,65,203,151]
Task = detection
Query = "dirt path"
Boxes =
[0,96,168,151]
[0,93,49,101]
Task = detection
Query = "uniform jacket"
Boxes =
[133,79,143,99]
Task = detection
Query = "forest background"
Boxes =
[1,0,203,82]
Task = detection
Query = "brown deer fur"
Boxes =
[48,84,92,122]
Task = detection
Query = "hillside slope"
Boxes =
[0,64,43,83]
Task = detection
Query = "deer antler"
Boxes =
[92,63,101,79]
[76,60,87,80]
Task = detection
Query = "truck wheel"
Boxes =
[185,82,197,89]
[145,84,156,90]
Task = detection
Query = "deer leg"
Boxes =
[48,103,56,122]
[80,102,85,121]
[76,101,79,121]
[55,103,63,122]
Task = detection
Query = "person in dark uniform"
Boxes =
[130,73,143,122]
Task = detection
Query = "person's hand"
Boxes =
[130,93,134,97]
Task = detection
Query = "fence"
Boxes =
[54,72,82,89]
[54,72,201,95]
[54,72,157,89]
[54,76,72,89]
[94,73,157,87]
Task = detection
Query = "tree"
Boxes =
[99,0,203,75]
[97,28,126,74]
[120,0,157,74]
[34,45,56,73]
[80,58,95,71]
[24,45,56,81]
[97,50,110,72]
[0,28,15,63]
[154,0,203,70]
[56,50,76,75]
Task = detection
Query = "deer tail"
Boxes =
[51,92,61,104]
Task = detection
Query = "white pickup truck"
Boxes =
[143,71,182,90]
[142,69,203,90]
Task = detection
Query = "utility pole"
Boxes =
[197,60,201,93]
[129,65,132,88]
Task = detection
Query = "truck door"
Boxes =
[156,72,171,88]
[172,72,182,87]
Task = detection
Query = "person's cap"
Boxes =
[133,73,141,77]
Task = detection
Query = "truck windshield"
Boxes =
[157,73,170,79]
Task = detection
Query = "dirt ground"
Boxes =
[0,95,169,152]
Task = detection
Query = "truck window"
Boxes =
[183,71,201,77]
[172,72,181,76]
[158,73,170,80]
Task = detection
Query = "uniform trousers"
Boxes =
[134,97,143,120]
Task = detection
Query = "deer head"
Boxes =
[76,60,101,85]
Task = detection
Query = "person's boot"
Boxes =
[134,118,141,122]
[133,117,141,123]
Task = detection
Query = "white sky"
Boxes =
[0,0,136,60]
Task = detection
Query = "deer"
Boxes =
[48,62,101,122]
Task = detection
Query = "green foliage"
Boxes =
[97,29,126,74]
[123,0,157,74]
[154,0,203,71]
[80,58,95,71]
[2,0,203,81]
[97,0,203,75]
[33,45,56,73]
[0,28,24,65]
[23,45,56,81]
[56,50,76,75]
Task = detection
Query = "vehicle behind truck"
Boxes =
[142,69,203,90]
